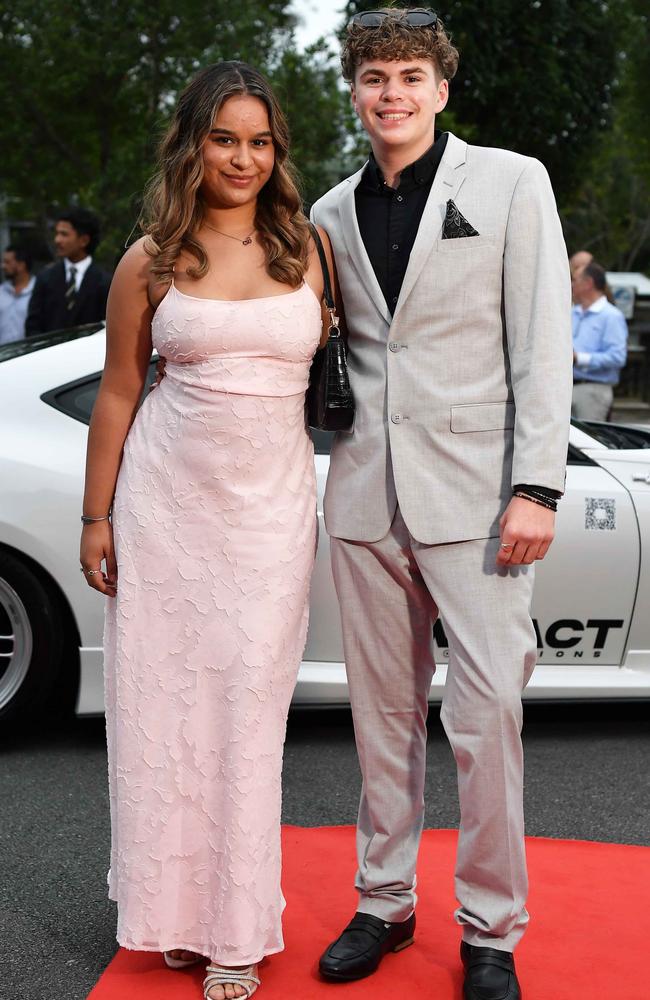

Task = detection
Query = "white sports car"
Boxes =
[1,327,650,727]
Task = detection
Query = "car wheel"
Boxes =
[0,550,66,727]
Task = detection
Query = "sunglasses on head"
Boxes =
[350,8,438,29]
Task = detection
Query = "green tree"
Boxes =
[561,122,650,270]
[619,0,650,190]
[0,0,346,264]
[561,2,650,269]
[267,41,350,206]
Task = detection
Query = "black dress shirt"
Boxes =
[353,134,561,502]
[355,132,448,313]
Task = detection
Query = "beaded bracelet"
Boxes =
[519,488,559,505]
[513,491,557,512]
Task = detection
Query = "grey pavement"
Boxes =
[1,701,648,1000]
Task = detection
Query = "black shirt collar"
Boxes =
[363,130,448,193]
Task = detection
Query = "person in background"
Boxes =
[570,249,614,303]
[572,260,628,421]
[569,249,593,279]
[0,245,35,344]
[25,207,111,335]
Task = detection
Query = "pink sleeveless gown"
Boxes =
[103,281,321,964]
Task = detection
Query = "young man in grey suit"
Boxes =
[312,9,572,1000]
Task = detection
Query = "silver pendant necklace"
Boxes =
[203,221,255,246]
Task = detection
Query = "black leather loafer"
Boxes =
[319,911,416,981]
[461,941,522,1000]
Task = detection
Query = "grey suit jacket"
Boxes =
[311,132,573,545]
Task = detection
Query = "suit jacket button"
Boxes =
[389,342,401,352]
[391,413,402,424]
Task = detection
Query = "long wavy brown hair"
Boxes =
[141,62,311,286]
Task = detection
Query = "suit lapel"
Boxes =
[338,169,392,326]
[393,132,468,322]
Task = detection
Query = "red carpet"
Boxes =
[88,827,648,1000]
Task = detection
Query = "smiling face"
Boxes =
[351,58,448,163]
[199,94,276,210]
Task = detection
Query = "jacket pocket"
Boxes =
[450,401,515,433]
[436,234,496,252]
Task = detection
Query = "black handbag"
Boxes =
[306,225,355,432]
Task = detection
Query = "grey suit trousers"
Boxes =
[330,508,538,951]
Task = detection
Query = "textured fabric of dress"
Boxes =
[103,280,321,964]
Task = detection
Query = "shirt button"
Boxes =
[391,413,402,424]
[392,244,399,251]
[389,342,401,352]
[396,195,404,202]
[392,296,398,304]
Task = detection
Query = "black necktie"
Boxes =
[65,265,77,311]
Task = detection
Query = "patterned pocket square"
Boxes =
[442,199,480,239]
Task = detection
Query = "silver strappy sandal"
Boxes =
[203,963,260,999]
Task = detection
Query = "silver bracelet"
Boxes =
[81,513,111,525]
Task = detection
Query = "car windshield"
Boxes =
[0,323,104,363]
[573,419,650,450]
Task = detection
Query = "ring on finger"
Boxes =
[500,542,513,550]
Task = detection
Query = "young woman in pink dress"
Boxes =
[79,62,336,1000]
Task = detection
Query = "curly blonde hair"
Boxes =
[341,7,459,83]
[141,62,311,286]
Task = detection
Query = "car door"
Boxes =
[303,432,641,701]
[525,443,639,671]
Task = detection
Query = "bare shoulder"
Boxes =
[104,236,159,328]
[112,236,153,288]
[309,225,335,265]
[307,225,337,294]
[307,222,346,338]
[114,235,173,310]
[314,224,332,251]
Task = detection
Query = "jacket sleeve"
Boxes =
[503,158,573,493]
[24,273,47,336]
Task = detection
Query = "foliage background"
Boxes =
[0,0,349,266]
[0,0,648,271]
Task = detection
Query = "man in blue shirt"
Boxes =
[571,261,628,420]
[0,245,35,345]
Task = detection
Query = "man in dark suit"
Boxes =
[26,207,111,335]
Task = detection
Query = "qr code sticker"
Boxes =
[585,497,616,531]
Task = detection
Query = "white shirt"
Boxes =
[574,295,606,366]
[64,255,92,292]
[575,294,607,316]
